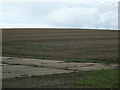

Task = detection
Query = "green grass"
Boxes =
[64,58,117,64]
[3,70,119,88]
[66,70,119,88]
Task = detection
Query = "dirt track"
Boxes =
[2,57,118,79]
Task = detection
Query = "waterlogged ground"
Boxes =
[2,29,119,88]
[2,57,118,79]
[2,57,119,88]
[2,57,72,79]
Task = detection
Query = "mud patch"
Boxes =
[3,64,72,79]
[2,57,118,79]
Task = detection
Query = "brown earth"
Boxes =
[2,28,119,88]
[2,28,118,62]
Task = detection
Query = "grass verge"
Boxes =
[3,70,119,88]
[66,70,119,88]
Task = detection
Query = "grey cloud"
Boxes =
[1,2,118,29]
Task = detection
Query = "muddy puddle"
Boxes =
[2,57,118,79]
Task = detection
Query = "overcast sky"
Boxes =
[1,0,119,30]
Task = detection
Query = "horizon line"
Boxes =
[1,27,119,31]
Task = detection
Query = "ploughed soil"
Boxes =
[2,28,119,88]
[2,29,118,62]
